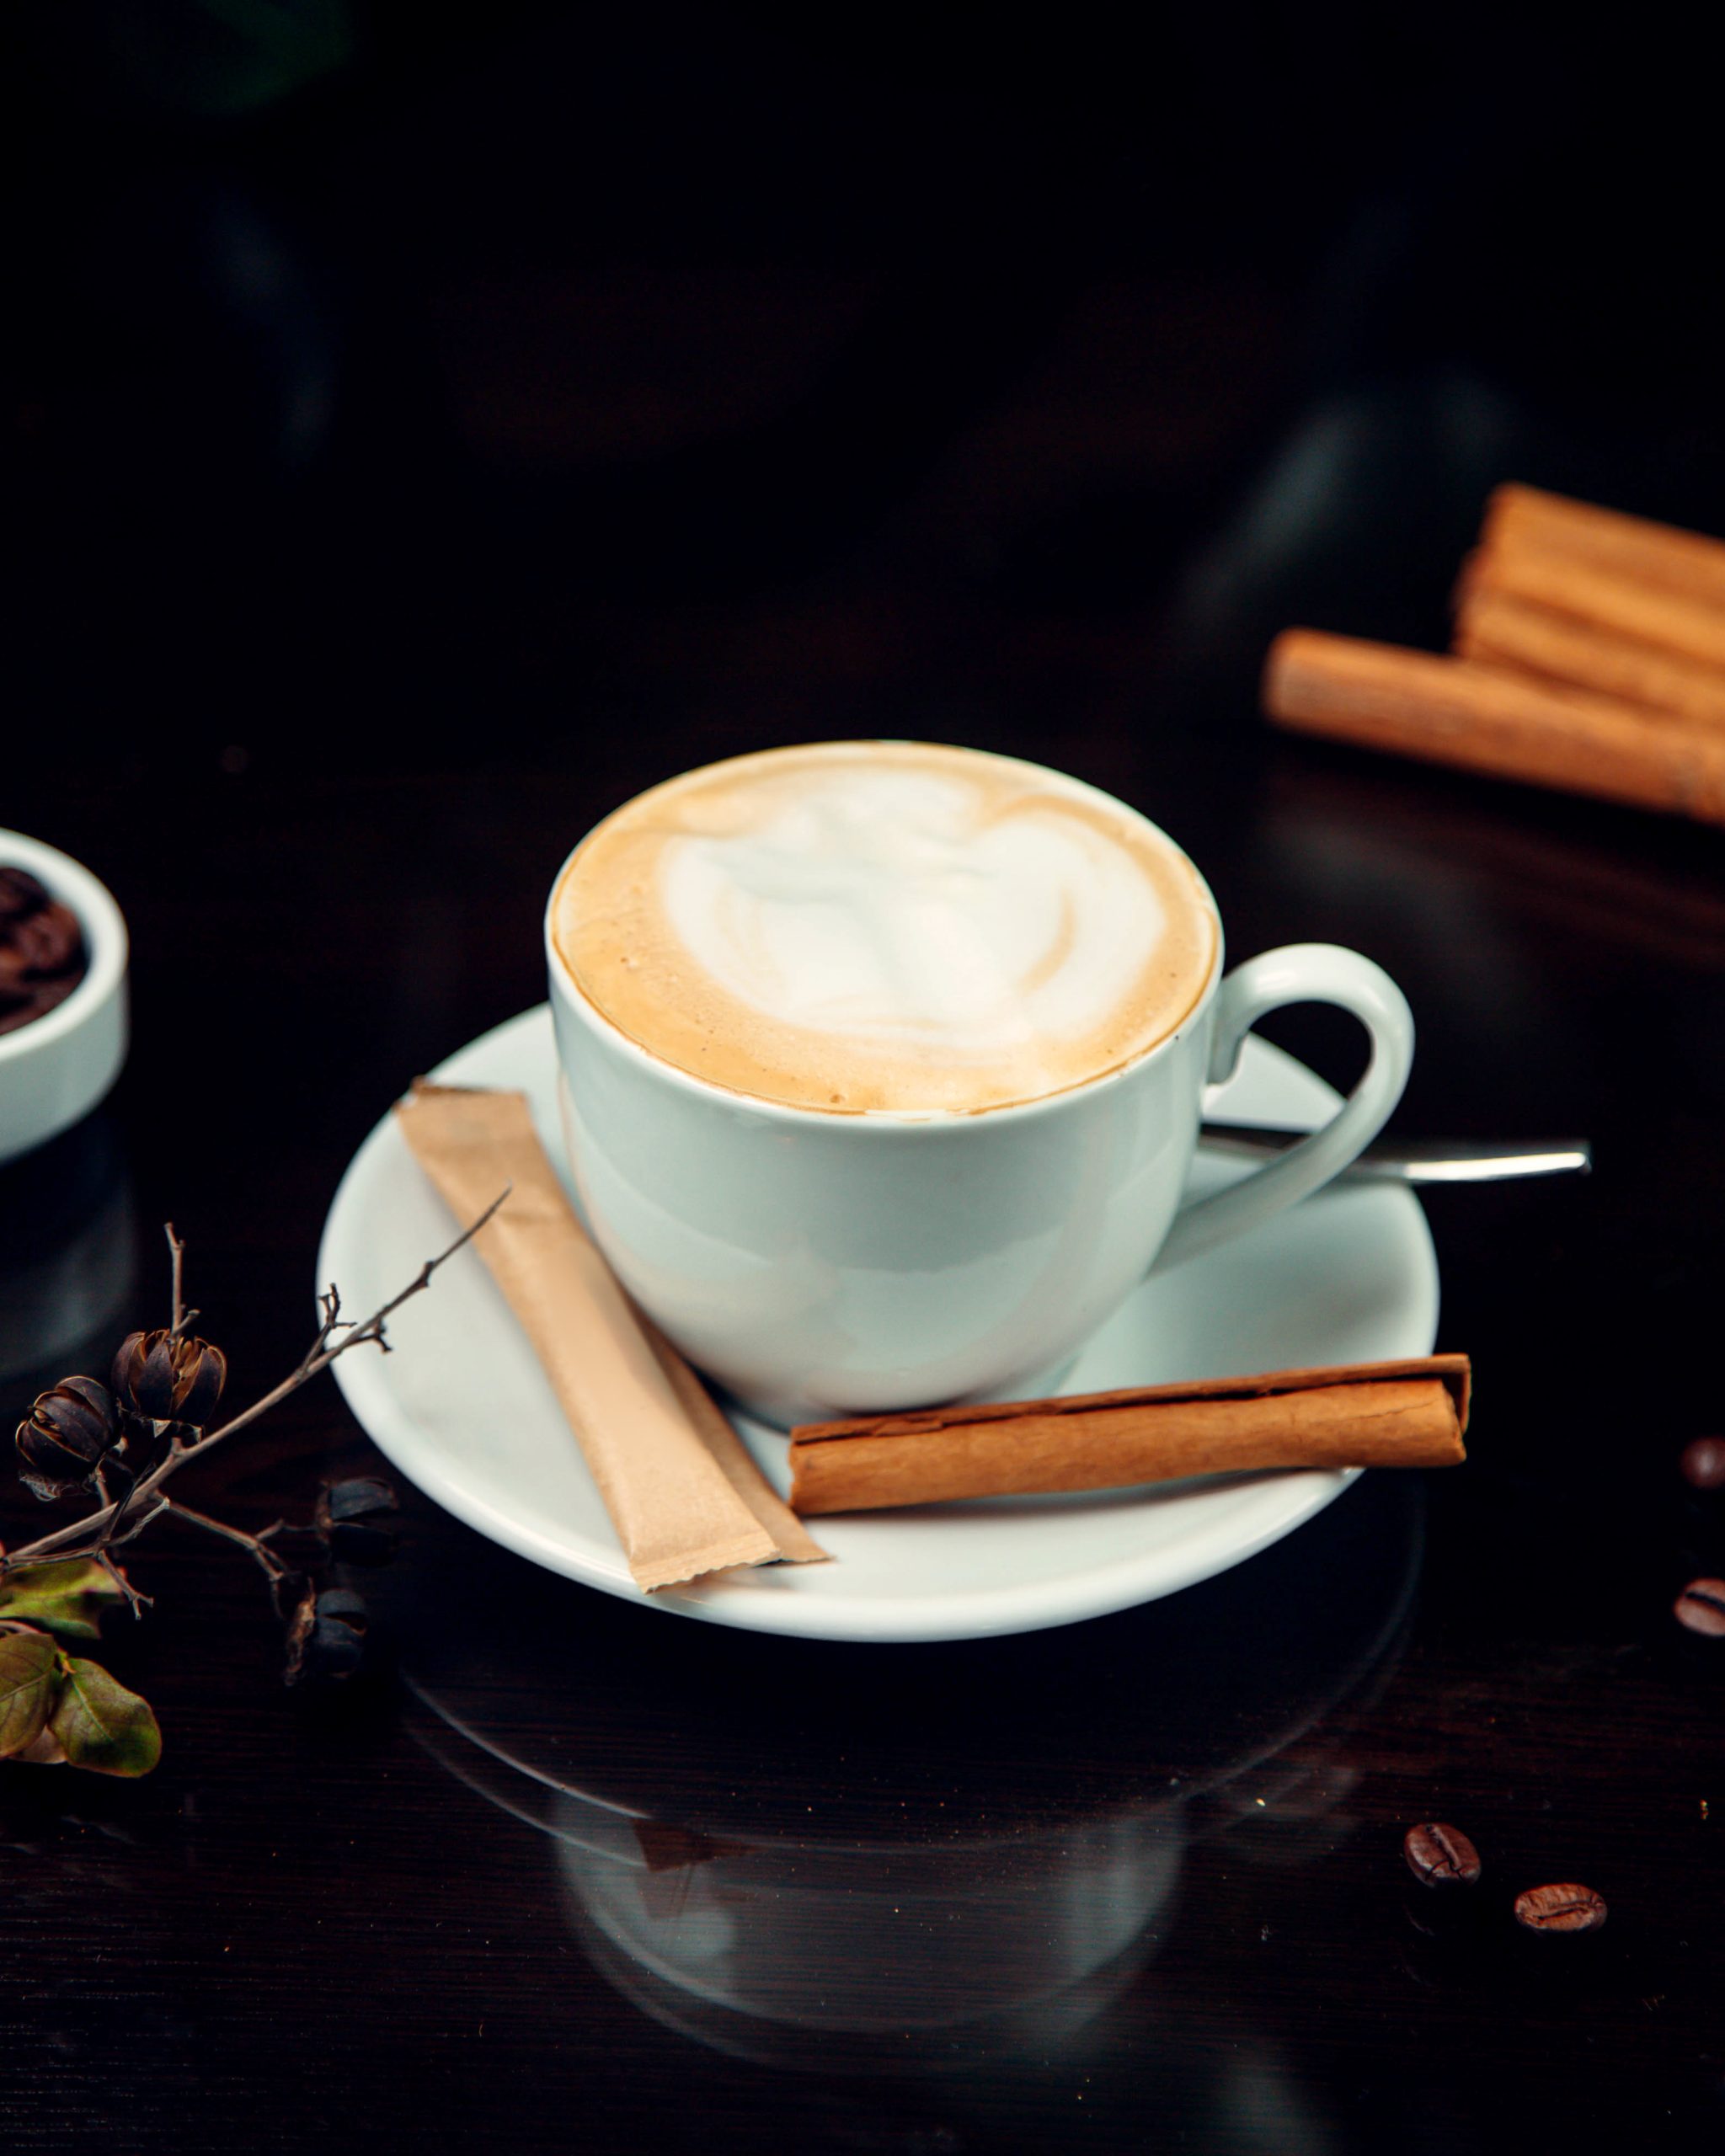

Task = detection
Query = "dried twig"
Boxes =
[0,1187,508,1580]
[95,1549,153,1616]
[160,1497,290,1584]
[165,1223,197,1340]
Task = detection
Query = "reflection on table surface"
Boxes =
[0,1114,137,1388]
[385,1470,1419,2095]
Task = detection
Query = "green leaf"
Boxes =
[0,1559,127,1640]
[0,1630,61,1758]
[48,1656,162,1778]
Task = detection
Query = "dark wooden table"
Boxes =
[8,17,1725,2150]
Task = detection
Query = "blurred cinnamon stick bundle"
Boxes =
[1478,483,1725,615]
[787,1355,1469,1517]
[1264,483,1725,824]
[1264,631,1725,822]
[1452,584,1725,731]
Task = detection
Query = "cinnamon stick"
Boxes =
[1454,584,1725,730]
[1482,483,1725,614]
[787,1355,1469,1516]
[1460,542,1725,672]
[1263,628,1725,825]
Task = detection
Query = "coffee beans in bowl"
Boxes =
[0,867,88,1037]
[0,830,129,1167]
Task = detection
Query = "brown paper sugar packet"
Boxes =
[395,1081,827,1590]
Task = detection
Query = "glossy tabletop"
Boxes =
[6,17,1725,2151]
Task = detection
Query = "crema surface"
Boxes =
[553,742,1217,1113]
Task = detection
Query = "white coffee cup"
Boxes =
[546,758,1413,1426]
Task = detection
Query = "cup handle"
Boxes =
[1150,943,1414,1275]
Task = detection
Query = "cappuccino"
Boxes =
[552,742,1218,1114]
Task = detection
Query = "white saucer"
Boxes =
[319,1007,1439,1644]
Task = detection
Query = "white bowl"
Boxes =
[0,830,130,1167]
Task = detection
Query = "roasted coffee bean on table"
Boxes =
[1402,1822,1482,1886]
[1514,1883,1608,1935]
[1680,1436,1725,1491]
[1673,1577,1725,1636]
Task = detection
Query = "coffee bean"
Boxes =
[1680,1437,1725,1491]
[1674,1577,1725,1636]
[1402,1822,1482,1886]
[9,901,83,979]
[1514,1882,1607,1935]
[0,866,49,924]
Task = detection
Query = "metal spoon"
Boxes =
[1198,1123,1592,1185]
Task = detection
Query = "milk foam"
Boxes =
[554,743,1216,1113]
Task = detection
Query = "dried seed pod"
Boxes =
[110,1330,228,1428]
[16,1376,122,1501]
[313,1476,401,1566]
[172,1337,227,1428]
[283,1584,370,1686]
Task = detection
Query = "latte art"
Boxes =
[662,771,1166,1057]
[553,743,1217,1113]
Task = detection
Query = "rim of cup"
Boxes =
[542,742,1226,1129]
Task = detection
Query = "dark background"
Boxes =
[5,8,1725,2151]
